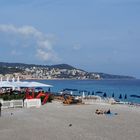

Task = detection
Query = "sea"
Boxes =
[33,79,140,104]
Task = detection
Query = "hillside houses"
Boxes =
[0,65,101,80]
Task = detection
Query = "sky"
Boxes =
[0,0,140,78]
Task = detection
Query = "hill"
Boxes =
[95,72,135,80]
[0,62,135,80]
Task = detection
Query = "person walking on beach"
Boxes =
[0,102,2,117]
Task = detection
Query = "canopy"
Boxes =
[12,81,30,88]
[0,81,53,88]
[0,81,14,88]
[27,82,53,88]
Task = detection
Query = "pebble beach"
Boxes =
[0,101,140,140]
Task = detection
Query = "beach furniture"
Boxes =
[24,99,41,108]
[1,99,23,109]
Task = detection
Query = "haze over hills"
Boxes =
[0,62,135,80]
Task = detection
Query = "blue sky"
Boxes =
[0,0,140,78]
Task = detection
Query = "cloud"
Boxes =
[73,43,81,50]
[36,49,60,62]
[0,24,60,63]
[0,24,44,40]
[37,40,52,50]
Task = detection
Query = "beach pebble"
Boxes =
[69,124,72,127]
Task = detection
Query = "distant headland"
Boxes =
[0,62,135,80]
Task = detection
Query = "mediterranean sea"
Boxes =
[33,79,140,104]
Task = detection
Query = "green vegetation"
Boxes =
[0,92,54,102]
[50,64,75,70]
[0,93,24,101]
[0,66,23,75]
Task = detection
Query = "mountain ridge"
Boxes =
[0,62,135,79]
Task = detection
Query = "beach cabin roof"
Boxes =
[0,81,53,88]
[27,82,53,88]
[0,81,14,88]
